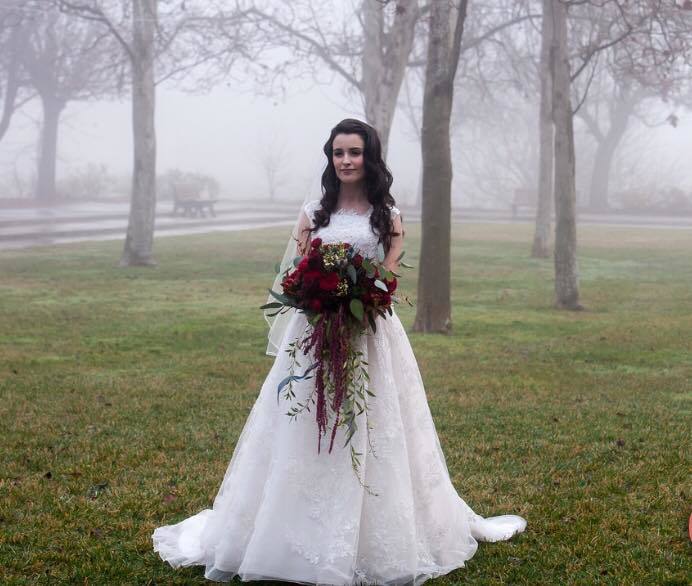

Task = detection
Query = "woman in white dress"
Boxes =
[152,119,526,584]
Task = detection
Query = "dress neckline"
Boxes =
[334,204,373,217]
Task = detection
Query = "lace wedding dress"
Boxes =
[152,201,527,584]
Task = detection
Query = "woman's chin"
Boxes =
[338,174,364,184]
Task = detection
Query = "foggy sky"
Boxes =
[1,74,691,207]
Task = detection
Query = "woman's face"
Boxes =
[332,133,365,184]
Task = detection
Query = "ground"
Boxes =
[0,223,689,585]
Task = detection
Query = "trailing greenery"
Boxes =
[0,223,689,585]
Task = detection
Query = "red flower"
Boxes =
[318,272,340,291]
[298,257,309,271]
[311,237,322,249]
[303,270,323,287]
[309,298,323,312]
[307,251,322,269]
[352,254,363,268]
[386,277,397,293]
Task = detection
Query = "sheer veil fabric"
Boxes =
[152,200,527,584]
[264,193,311,356]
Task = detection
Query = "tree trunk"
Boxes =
[35,95,65,201]
[412,1,455,333]
[586,95,634,211]
[587,138,618,210]
[121,0,157,267]
[531,0,554,258]
[0,25,24,143]
[361,0,418,157]
[551,0,581,310]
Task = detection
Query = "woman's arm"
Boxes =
[296,210,312,256]
[383,213,404,273]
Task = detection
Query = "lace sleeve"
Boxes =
[303,199,321,227]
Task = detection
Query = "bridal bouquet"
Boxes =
[261,238,403,479]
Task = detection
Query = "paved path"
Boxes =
[0,199,690,250]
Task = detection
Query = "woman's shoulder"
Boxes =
[302,199,321,217]
[388,203,401,217]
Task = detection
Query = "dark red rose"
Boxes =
[307,252,322,269]
[309,298,323,312]
[298,257,309,271]
[311,237,322,249]
[386,277,397,293]
[352,254,363,268]
[318,272,340,291]
[303,270,323,287]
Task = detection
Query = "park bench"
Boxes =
[172,182,218,218]
[511,188,536,218]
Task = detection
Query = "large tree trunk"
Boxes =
[35,95,65,201]
[121,0,157,267]
[531,0,554,258]
[551,0,581,310]
[412,0,467,333]
[361,0,418,156]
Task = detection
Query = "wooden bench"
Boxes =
[171,182,217,218]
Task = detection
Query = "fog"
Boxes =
[1,0,691,231]
[3,81,691,208]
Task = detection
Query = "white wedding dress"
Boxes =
[152,201,526,584]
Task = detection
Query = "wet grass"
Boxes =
[0,222,690,585]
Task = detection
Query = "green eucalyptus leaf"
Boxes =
[350,298,364,322]
[346,264,357,284]
[374,279,388,292]
[377,242,385,262]
[268,288,291,305]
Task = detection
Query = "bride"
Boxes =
[152,118,526,584]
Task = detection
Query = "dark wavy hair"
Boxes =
[311,118,401,253]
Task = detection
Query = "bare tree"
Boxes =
[361,0,420,155]
[576,8,692,211]
[551,0,581,310]
[579,78,645,210]
[17,7,123,200]
[257,133,289,201]
[232,0,420,155]
[412,0,469,333]
[55,0,253,266]
[530,0,692,308]
[0,9,33,143]
[531,0,554,258]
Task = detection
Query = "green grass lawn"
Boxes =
[0,222,690,585]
